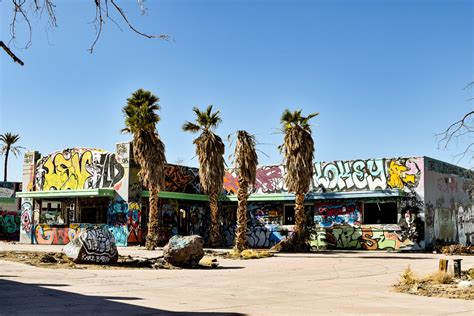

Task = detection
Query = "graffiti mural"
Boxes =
[33,223,102,245]
[314,158,422,192]
[35,148,125,191]
[20,199,33,243]
[127,202,142,243]
[224,165,286,195]
[0,210,20,240]
[310,225,416,250]
[107,201,129,246]
[224,158,423,195]
[314,202,362,228]
[218,203,288,248]
[165,164,200,194]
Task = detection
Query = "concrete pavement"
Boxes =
[0,242,473,315]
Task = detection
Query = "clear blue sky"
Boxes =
[1,0,473,182]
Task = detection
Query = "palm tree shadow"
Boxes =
[0,278,245,315]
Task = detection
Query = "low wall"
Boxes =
[309,224,423,251]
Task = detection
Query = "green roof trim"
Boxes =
[0,197,16,203]
[222,189,405,202]
[16,189,116,198]
[141,191,210,201]
[221,193,295,202]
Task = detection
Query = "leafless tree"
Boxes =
[437,82,474,165]
[2,0,170,65]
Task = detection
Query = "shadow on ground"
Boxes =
[0,278,245,315]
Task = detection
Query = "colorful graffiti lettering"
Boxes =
[314,159,386,191]
[314,202,361,227]
[34,224,92,245]
[35,149,124,191]
[310,226,415,250]
[0,210,20,239]
[314,158,422,192]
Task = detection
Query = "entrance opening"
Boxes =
[363,202,397,224]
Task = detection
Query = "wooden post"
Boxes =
[439,259,448,272]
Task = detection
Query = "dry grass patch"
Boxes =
[227,249,273,259]
[394,265,473,300]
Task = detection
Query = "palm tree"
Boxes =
[279,109,318,252]
[182,105,225,247]
[122,89,166,250]
[231,130,258,252]
[0,133,23,182]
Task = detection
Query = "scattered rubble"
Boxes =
[393,265,474,300]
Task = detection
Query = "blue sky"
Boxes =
[1,0,472,182]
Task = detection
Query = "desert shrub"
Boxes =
[399,265,419,286]
[428,271,453,284]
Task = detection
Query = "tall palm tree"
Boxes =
[182,105,225,247]
[280,109,318,252]
[122,89,166,250]
[0,133,23,182]
[231,130,258,252]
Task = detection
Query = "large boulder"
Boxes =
[163,235,204,267]
[63,226,118,264]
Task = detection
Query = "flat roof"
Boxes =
[16,189,116,198]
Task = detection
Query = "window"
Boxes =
[363,202,397,224]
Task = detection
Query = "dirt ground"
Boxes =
[0,251,221,270]
[1,249,472,301]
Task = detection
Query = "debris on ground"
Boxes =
[393,265,474,300]
[227,249,274,259]
[0,251,221,270]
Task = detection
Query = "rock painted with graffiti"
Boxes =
[35,148,125,191]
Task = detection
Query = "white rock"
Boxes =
[458,280,473,288]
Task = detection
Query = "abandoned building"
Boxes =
[1,141,470,250]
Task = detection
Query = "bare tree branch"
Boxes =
[2,0,171,63]
[0,41,24,65]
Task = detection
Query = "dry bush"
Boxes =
[440,244,474,255]
[228,249,273,259]
[427,271,454,284]
[398,265,419,286]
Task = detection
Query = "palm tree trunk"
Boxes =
[235,179,249,251]
[3,147,10,182]
[3,147,9,182]
[145,186,160,250]
[209,191,220,247]
[294,192,305,239]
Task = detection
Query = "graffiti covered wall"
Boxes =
[224,158,424,194]
[314,158,423,192]
[310,225,416,250]
[424,158,473,246]
[35,148,125,191]
[314,202,362,227]
[224,165,286,195]
[0,210,20,240]
[33,223,106,245]
[165,164,200,194]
